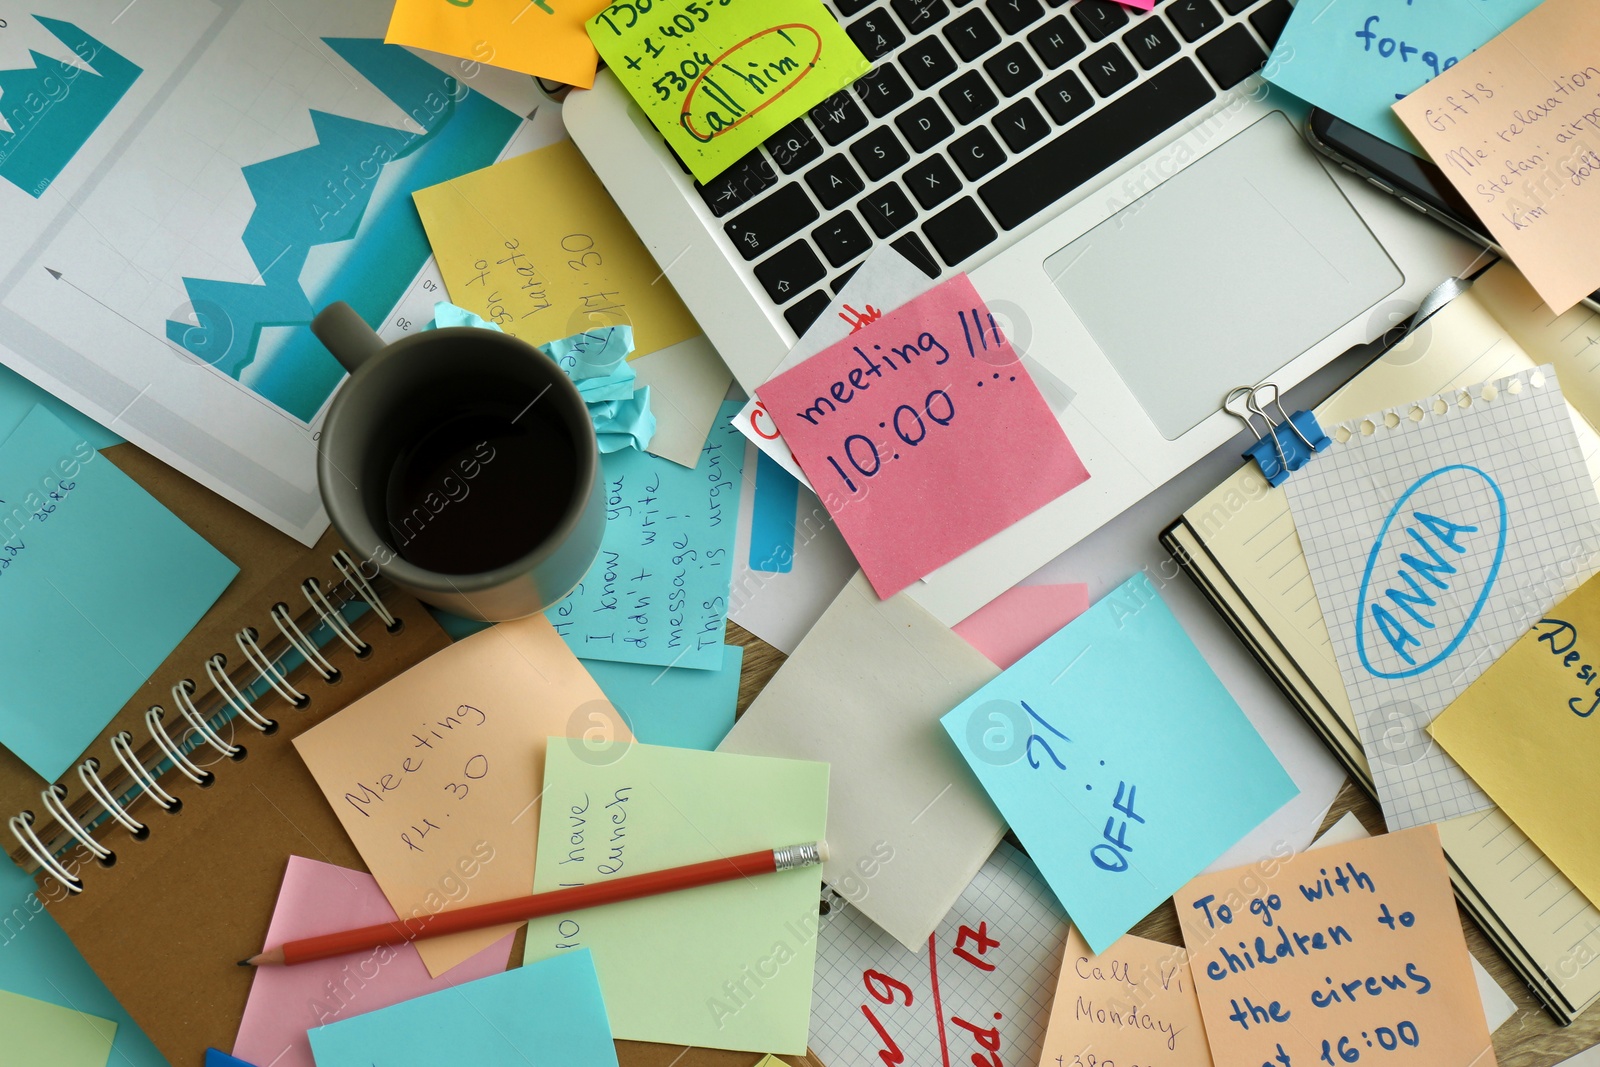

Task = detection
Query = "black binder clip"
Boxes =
[1225,382,1331,487]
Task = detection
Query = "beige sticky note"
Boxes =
[1177,825,1496,1067]
[293,615,628,976]
[1430,570,1600,911]
[413,141,700,361]
[1393,0,1600,312]
[1040,928,1214,1067]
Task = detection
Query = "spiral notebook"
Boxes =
[1160,261,1600,1025]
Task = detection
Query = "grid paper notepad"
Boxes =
[1285,365,1600,829]
[808,841,1068,1067]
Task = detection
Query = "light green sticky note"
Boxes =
[526,742,828,1053]
[587,0,871,184]
[0,987,117,1066]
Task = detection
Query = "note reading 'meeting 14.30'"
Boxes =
[586,0,871,184]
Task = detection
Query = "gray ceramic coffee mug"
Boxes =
[312,302,603,622]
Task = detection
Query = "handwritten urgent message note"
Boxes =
[587,0,870,184]
[1266,0,1540,151]
[758,274,1090,599]
[941,574,1296,953]
[0,404,236,781]
[526,742,828,1053]
[547,401,744,670]
[414,141,699,358]
[1394,0,1600,312]
[1039,928,1213,1067]
[386,0,609,85]
[809,842,1070,1067]
[1282,366,1600,830]
[1430,570,1600,910]
[294,615,628,976]
[1176,826,1496,1067]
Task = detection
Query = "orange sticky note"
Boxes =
[1040,928,1214,1067]
[293,615,630,977]
[1176,825,1496,1067]
[386,0,608,87]
[1392,0,1600,312]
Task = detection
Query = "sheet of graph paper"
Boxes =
[809,842,1068,1067]
[1284,365,1600,829]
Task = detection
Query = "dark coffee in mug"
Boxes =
[382,398,577,576]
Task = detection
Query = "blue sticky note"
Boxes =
[1265,0,1540,150]
[206,1050,260,1067]
[581,644,743,751]
[0,405,237,781]
[940,573,1297,954]
[749,450,799,574]
[548,402,745,671]
[307,949,618,1067]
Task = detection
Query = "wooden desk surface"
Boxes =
[727,622,1600,1067]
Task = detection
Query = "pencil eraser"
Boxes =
[817,840,830,863]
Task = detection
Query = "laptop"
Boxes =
[565,0,1481,626]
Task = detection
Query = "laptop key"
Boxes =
[756,241,827,304]
[765,120,823,174]
[694,151,777,218]
[941,70,1000,123]
[905,154,962,209]
[784,290,833,334]
[1082,42,1137,96]
[831,268,861,294]
[923,197,998,266]
[850,126,911,182]
[892,232,944,277]
[847,8,907,61]
[1037,69,1093,124]
[1123,17,1180,69]
[835,0,879,16]
[1250,0,1293,48]
[986,43,1043,95]
[813,212,875,267]
[726,185,821,261]
[950,126,1007,179]
[994,98,1050,150]
[806,155,868,210]
[1218,0,1257,13]
[897,98,956,151]
[893,0,950,32]
[981,57,1215,229]
[854,65,914,117]
[987,0,1045,34]
[1196,24,1265,89]
[811,92,870,145]
[901,35,959,88]
[944,9,1002,61]
[1071,0,1129,42]
[859,182,918,237]
[1166,0,1222,42]
[1029,16,1086,68]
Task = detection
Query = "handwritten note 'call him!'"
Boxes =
[1394,0,1600,312]
[757,274,1090,599]
[1177,826,1496,1067]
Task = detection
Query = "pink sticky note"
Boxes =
[1115,0,1157,10]
[757,274,1090,598]
[952,582,1090,669]
[232,857,513,1067]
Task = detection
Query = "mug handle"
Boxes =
[312,302,386,373]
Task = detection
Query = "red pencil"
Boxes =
[240,841,829,967]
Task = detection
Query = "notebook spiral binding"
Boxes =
[7,548,403,893]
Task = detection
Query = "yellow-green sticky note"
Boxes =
[0,988,117,1066]
[587,0,870,184]
[526,741,828,1053]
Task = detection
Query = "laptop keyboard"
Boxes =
[686,0,1292,336]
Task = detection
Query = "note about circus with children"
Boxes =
[757,273,1089,599]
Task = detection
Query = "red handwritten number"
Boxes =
[953,922,999,972]
[863,969,913,1006]
[859,1005,906,1066]
[951,1014,1003,1067]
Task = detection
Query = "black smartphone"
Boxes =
[1305,107,1600,310]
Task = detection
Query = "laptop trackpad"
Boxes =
[1043,112,1401,441]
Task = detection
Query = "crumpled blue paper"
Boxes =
[428,303,655,453]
